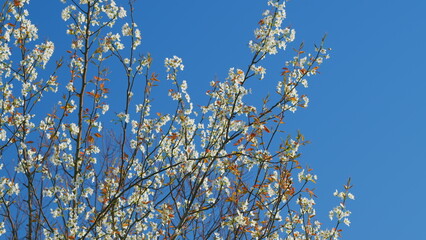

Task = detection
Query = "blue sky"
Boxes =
[28,0,426,239]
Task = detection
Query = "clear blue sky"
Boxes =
[29,0,426,239]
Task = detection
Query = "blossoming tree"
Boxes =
[0,0,354,239]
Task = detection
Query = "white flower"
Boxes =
[117,112,130,123]
[234,210,247,226]
[250,65,266,80]
[343,218,351,226]
[69,123,80,136]
[51,208,62,218]
[66,81,74,92]
[121,23,132,36]
[101,104,109,114]
[133,28,142,49]
[240,200,249,212]
[0,222,5,235]
[136,104,144,113]
[118,7,127,18]
[0,129,6,141]
[165,56,184,72]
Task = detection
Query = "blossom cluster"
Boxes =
[249,0,296,56]
[0,0,354,239]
